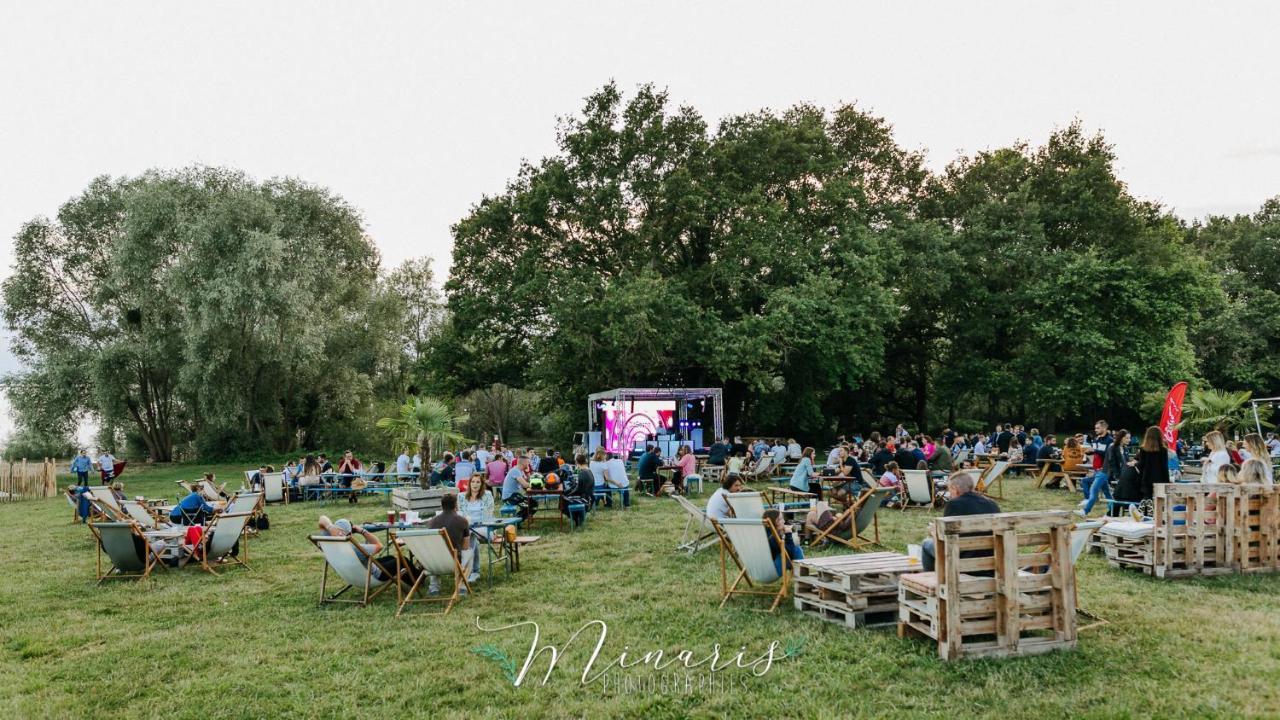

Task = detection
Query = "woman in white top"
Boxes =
[588,448,610,489]
[1240,433,1275,484]
[1239,458,1274,487]
[457,478,495,581]
[1200,431,1232,484]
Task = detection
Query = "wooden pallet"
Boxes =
[1097,530,1154,572]
[792,552,919,629]
[1152,484,1231,579]
[1222,485,1280,573]
[896,511,1077,661]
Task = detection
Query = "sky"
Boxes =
[1,1,1278,442]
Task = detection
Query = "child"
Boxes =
[879,461,902,507]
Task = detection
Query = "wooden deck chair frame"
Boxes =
[310,534,395,607]
[1068,520,1107,632]
[673,494,718,554]
[901,470,938,511]
[976,461,1009,500]
[193,510,253,574]
[743,457,773,483]
[808,487,892,550]
[89,521,164,584]
[87,486,125,518]
[711,517,791,612]
[85,489,126,522]
[391,528,471,616]
[120,500,162,530]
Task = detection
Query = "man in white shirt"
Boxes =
[786,439,802,460]
[1267,433,1280,456]
[395,450,411,479]
[825,445,843,468]
[476,447,492,465]
[604,453,631,508]
[96,451,117,483]
[706,475,744,522]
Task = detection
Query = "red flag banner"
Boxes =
[1159,382,1189,446]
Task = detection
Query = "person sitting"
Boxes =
[501,455,535,520]
[1022,438,1040,466]
[110,482,127,502]
[763,508,804,575]
[426,493,472,595]
[604,452,632,508]
[804,500,852,543]
[455,450,475,491]
[486,453,509,491]
[170,486,216,526]
[770,439,787,468]
[318,516,408,584]
[726,454,746,477]
[869,442,894,477]
[336,450,363,504]
[1239,458,1273,487]
[637,444,661,496]
[786,438,802,460]
[538,449,559,476]
[830,447,867,506]
[707,437,729,467]
[588,448,610,506]
[878,461,902,506]
[558,453,596,528]
[673,445,697,495]
[706,475,744,522]
[926,442,953,473]
[789,447,821,498]
[919,472,1000,572]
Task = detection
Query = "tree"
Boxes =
[456,383,541,445]
[2,167,387,460]
[375,396,468,470]
[1177,388,1273,435]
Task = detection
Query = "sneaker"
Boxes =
[428,583,440,596]
[1073,508,1087,518]
[467,572,480,583]
[458,586,469,596]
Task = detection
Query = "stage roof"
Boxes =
[587,387,722,402]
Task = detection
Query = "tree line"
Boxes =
[3,85,1277,459]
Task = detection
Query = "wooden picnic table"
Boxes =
[764,486,814,504]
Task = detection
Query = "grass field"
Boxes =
[2,462,1278,719]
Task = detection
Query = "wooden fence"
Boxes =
[0,458,59,501]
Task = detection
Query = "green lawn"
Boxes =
[2,463,1278,719]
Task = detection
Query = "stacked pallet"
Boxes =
[1222,484,1280,573]
[1097,520,1155,572]
[391,486,449,515]
[897,511,1077,661]
[1152,484,1231,579]
[793,552,919,628]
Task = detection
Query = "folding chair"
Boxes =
[976,461,1009,500]
[262,472,287,504]
[711,517,791,612]
[194,511,253,574]
[86,487,125,519]
[310,534,394,607]
[742,457,773,483]
[89,521,163,584]
[1069,520,1107,631]
[900,470,938,511]
[808,487,892,550]
[673,494,718,554]
[121,500,165,530]
[391,528,471,616]
[725,491,765,519]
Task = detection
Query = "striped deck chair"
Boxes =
[89,521,163,584]
[310,534,393,607]
[673,494,717,554]
[725,491,765,519]
[710,517,790,612]
[391,528,470,616]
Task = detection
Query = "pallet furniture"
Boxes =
[1222,484,1280,573]
[794,552,920,628]
[897,511,1077,661]
[1152,483,1231,579]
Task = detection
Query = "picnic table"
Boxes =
[763,486,814,505]
[1034,458,1086,491]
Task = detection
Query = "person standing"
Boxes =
[1116,426,1169,509]
[70,450,92,486]
[1080,428,1130,516]
[96,449,117,485]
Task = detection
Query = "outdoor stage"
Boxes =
[585,387,724,456]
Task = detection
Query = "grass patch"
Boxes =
[2,463,1278,718]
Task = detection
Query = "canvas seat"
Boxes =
[725,491,765,519]
[194,510,254,574]
[391,528,471,616]
[808,487,893,550]
[711,517,790,612]
[673,494,717,554]
[89,521,163,584]
[310,534,393,606]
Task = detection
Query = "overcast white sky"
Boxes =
[1,1,1278,441]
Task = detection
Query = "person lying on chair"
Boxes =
[918,471,1000,572]
[763,508,804,575]
[318,515,411,584]
[804,500,851,541]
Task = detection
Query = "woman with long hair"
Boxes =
[1201,431,1231,484]
[458,472,495,582]
[1117,426,1168,505]
[1241,433,1274,484]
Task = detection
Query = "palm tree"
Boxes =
[376,397,468,478]
[1176,388,1273,435]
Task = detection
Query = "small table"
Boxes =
[793,551,922,628]
[144,527,187,563]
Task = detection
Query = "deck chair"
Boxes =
[65,488,82,523]
[742,457,773,483]
[901,470,938,511]
[674,494,718,554]
[1069,520,1107,631]
[711,517,790,612]
[391,528,471,616]
[87,487,125,518]
[954,448,971,465]
[224,492,262,516]
[262,472,286,504]
[121,500,165,530]
[194,511,253,574]
[808,487,892,550]
[310,534,393,607]
[976,461,1009,500]
[725,491,765,519]
[89,521,163,583]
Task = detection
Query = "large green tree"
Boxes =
[2,167,392,460]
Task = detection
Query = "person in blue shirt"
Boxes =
[789,447,819,496]
[70,451,92,485]
[637,445,661,495]
[763,508,804,575]
[170,488,216,525]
